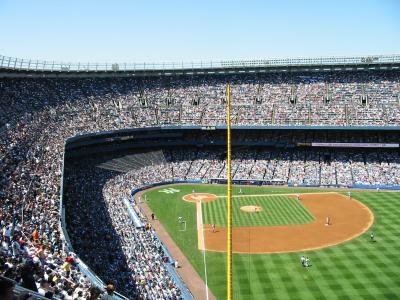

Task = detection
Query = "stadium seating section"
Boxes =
[1,71,400,298]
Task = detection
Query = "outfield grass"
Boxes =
[144,184,400,300]
[203,194,315,227]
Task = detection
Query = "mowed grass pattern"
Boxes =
[144,185,400,299]
[202,195,315,227]
[232,191,400,300]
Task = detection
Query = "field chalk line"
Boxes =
[197,200,209,300]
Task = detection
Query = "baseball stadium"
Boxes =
[1,53,400,299]
[1,2,400,300]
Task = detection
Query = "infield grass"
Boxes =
[143,184,400,300]
[203,194,315,227]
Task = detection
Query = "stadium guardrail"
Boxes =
[349,184,400,190]
[209,178,286,185]
[122,197,144,228]
[288,183,400,190]
[1,276,60,299]
[1,53,400,72]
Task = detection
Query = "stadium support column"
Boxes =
[154,107,159,124]
[226,84,233,300]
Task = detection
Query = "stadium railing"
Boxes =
[122,197,144,228]
[1,276,60,299]
[1,54,400,72]
[288,183,400,190]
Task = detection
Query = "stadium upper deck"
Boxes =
[1,71,400,127]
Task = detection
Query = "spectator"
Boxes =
[87,286,102,300]
[101,284,116,300]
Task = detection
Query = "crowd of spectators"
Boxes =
[64,164,182,299]
[1,72,400,130]
[1,72,400,298]
[0,220,101,299]
[168,149,400,186]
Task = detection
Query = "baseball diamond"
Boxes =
[141,183,400,300]
[199,192,373,253]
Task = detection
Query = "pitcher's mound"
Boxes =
[183,193,217,203]
[240,205,263,213]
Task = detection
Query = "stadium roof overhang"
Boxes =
[1,54,400,78]
[64,125,400,158]
[66,125,400,144]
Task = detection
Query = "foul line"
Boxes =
[197,201,205,250]
[197,200,209,300]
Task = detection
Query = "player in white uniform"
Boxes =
[300,256,306,267]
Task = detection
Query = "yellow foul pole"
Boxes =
[226,84,233,300]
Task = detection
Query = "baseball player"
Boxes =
[325,216,331,226]
[300,256,306,267]
[305,257,311,267]
[370,231,375,242]
[212,224,216,233]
